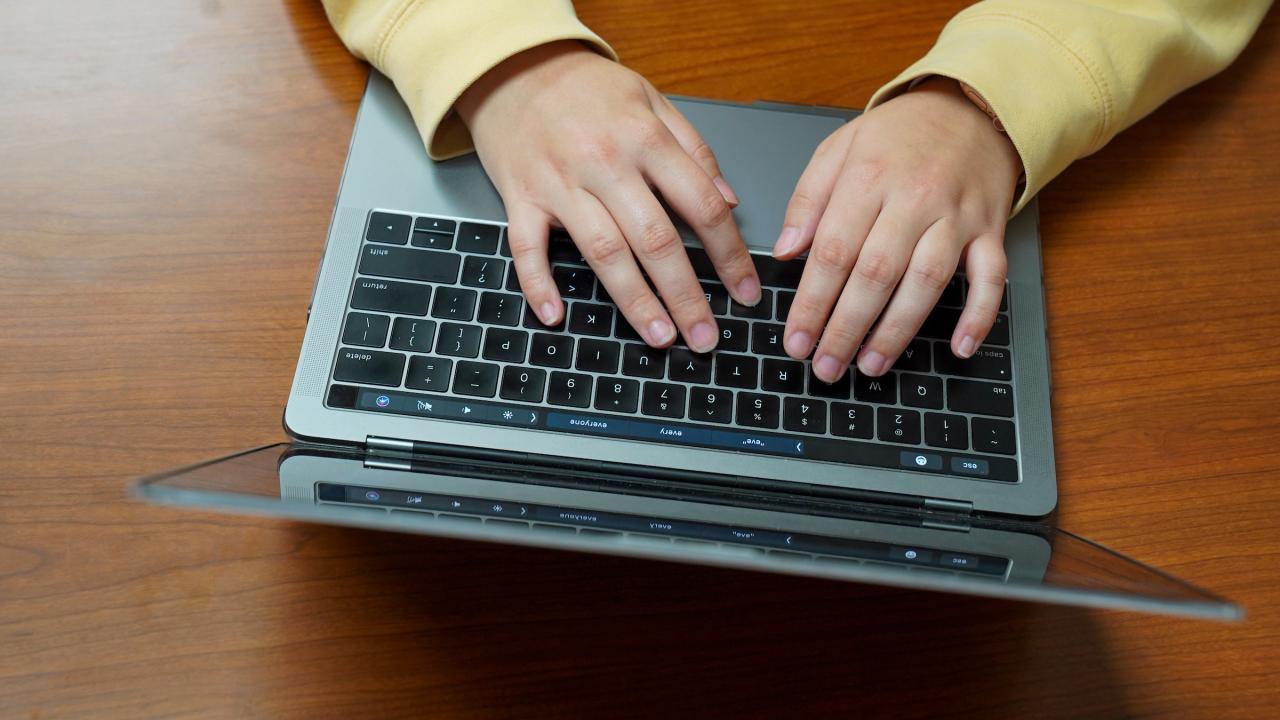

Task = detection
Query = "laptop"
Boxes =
[133,72,1240,620]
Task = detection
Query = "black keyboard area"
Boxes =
[326,210,1022,483]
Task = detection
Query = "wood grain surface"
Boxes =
[2,1,1278,717]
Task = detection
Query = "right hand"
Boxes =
[456,41,761,352]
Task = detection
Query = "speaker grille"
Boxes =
[296,206,365,398]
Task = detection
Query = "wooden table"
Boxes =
[3,1,1277,717]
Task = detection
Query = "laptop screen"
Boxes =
[133,443,1240,621]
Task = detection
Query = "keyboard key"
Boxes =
[498,233,512,257]
[457,222,501,254]
[523,304,566,332]
[688,387,733,424]
[568,303,614,337]
[436,322,481,358]
[783,398,827,434]
[700,283,729,315]
[594,377,640,413]
[854,372,897,404]
[753,254,805,289]
[972,417,1017,455]
[830,402,874,439]
[762,359,805,394]
[576,338,620,373]
[477,292,522,326]
[411,231,452,250]
[358,245,460,284]
[452,360,499,397]
[530,333,574,368]
[554,266,596,299]
[350,278,431,316]
[924,413,968,450]
[736,392,780,429]
[389,318,435,353]
[614,315,643,342]
[430,286,478,321]
[622,343,666,379]
[808,367,851,399]
[939,275,964,307]
[482,328,528,363]
[876,408,922,444]
[751,323,787,356]
[717,318,750,352]
[775,291,795,321]
[894,339,931,372]
[988,314,1010,346]
[921,307,1010,346]
[900,373,943,409]
[669,348,712,384]
[548,371,592,408]
[683,246,718,281]
[730,289,772,319]
[714,354,758,389]
[461,256,504,289]
[367,211,411,245]
[934,343,1012,381]
[500,366,546,403]
[333,348,405,387]
[548,231,585,264]
[505,266,522,292]
[641,382,686,418]
[414,216,456,234]
[947,378,1015,417]
[341,312,390,348]
[405,356,452,392]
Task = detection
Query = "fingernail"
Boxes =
[690,321,718,353]
[957,335,976,358]
[774,227,800,257]
[647,318,676,346]
[735,275,762,306]
[858,350,888,377]
[814,354,844,383]
[784,330,812,358]
[713,176,739,207]
[539,302,558,326]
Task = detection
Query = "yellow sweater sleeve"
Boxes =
[321,0,616,159]
[868,0,1273,214]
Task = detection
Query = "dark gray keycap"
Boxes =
[877,407,922,444]
[762,359,805,394]
[775,291,795,321]
[431,287,478,321]
[854,372,897,404]
[389,318,435,353]
[523,304,566,332]
[436,322,481,358]
[461,256,504,289]
[568,302,614,337]
[452,360,499,397]
[700,283,728,315]
[894,339,931,372]
[783,397,826,434]
[641,382,686,418]
[575,338,620,373]
[830,402,874,439]
[751,322,787,356]
[900,373,944,409]
[413,216,456,234]
[482,328,528,363]
[622,343,666,379]
[808,366,851,399]
[669,348,712,384]
[405,356,452,392]
[714,354,758,389]
[554,266,596,300]
[717,318,750,352]
[972,417,1016,455]
[730,289,772,319]
[411,231,452,250]
[500,366,546,403]
[351,278,430,316]
[736,392,780,429]
[477,292,522,327]
[688,386,733,424]
[947,378,1015,417]
[547,371,592,407]
[530,333,573,368]
[933,343,1012,381]
[457,222,501,254]
[358,244,460,284]
[341,312,390,348]
[367,211,411,245]
[594,377,640,413]
[924,413,968,449]
[333,348,404,387]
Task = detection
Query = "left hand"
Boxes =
[776,77,1023,382]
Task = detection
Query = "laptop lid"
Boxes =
[132,444,1241,621]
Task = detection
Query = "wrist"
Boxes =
[456,40,597,129]
[910,76,1023,187]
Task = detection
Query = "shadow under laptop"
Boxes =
[271,524,1132,719]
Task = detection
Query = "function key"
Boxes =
[367,211,411,245]
[457,222,501,254]
[413,216,456,235]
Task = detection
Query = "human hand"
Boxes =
[775,77,1023,382]
[456,41,761,352]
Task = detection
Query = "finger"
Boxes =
[646,87,738,206]
[644,146,762,307]
[782,171,881,360]
[556,190,677,347]
[774,122,858,259]
[856,218,961,376]
[811,206,929,383]
[952,231,1008,358]
[506,203,561,325]
[592,176,719,353]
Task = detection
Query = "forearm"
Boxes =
[869,0,1273,213]
[321,0,615,159]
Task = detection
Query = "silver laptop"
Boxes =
[133,72,1240,620]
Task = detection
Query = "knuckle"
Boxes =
[906,256,952,292]
[635,222,683,259]
[628,115,669,151]
[811,236,854,270]
[663,286,709,318]
[853,250,900,291]
[582,233,629,266]
[692,191,732,229]
[578,137,622,167]
[690,141,718,167]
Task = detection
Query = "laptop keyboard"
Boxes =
[326,210,1021,483]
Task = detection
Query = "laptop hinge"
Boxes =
[367,435,415,454]
[923,497,973,515]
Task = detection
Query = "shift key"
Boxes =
[359,244,460,284]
